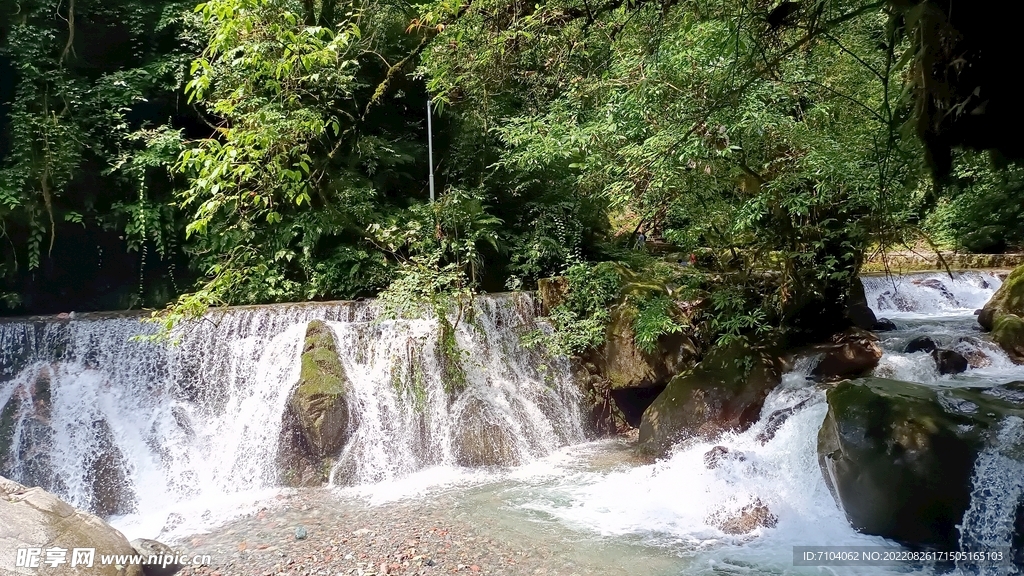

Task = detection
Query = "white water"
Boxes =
[451,270,1021,575]
[3,272,1023,574]
[0,295,585,540]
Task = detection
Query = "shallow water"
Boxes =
[3,271,1023,575]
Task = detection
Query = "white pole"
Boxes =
[427,98,436,203]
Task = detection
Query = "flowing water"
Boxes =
[2,272,1023,575]
[0,295,585,539]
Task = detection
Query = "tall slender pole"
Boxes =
[427,98,436,203]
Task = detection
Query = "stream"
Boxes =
[2,271,1022,575]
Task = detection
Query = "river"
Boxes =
[1,272,1021,575]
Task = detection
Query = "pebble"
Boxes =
[173,488,603,576]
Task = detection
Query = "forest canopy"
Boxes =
[1,0,1021,342]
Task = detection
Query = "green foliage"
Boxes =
[0,0,196,311]
[922,151,1024,253]
[374,189,502,319]
[630,294,686,354]
[538,262,622,355]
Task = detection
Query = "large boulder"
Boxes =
[979,264,1024,334]
[598,303,699,391]
[0,476,144,576]
[585,282,702,433]
[991,313,1024,362]
[130,539,183,576]
[818,379,1024,549]
[638,340,782,457]
[277,321,350,486]
[809,328,883,381]
[288,321,350,456]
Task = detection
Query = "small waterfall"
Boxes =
[0,294,585,538]
[861,270,1002,317]
[959,416,1024,575]
[329,294,586,485]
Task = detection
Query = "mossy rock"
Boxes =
[599,302,698,391]
[637,339,781,457]
[818,378,1024,550]
[287,321,350,458]
[980,264,1024,331]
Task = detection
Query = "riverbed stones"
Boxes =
[130,539,183,576]
[933,348,969,374]
[809,328,883,381]
[817,378,1024,549]
[638,340,781,457]
[1,475,144,576]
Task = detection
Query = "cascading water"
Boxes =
[494,270,1024,575]
[4,272,1023,575]
[0,294,585,539]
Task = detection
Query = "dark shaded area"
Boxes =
[899,0,1024,177]
[0,1,200,316]
[609,384,666,428]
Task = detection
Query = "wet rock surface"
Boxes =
[638,340,781,457]
[817,378,1024,550]
[277,321,350,487]
[809,328,883,381]
[904,336,937,354]
[932,348,968,374]
[873,318,898,332]
[708,499,778,535]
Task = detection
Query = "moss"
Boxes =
[289,320,350,457]
[438,315,467,395]
[818,378,1023,549]
[982,264,1024,322]
[991,313,1024,361]
[389,354,427,413]
[296,321,346,397]
[637,339,780,457]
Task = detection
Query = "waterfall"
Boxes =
[958,416,1024,575]
[861,270,1003,317]
[0,294,585,539]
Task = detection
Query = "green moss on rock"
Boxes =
[818,378,1024,549]
[981,264,1024,327]
[637,339,781,457]
[288,320,349,457]
[979,264,1024,361]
